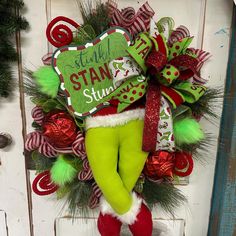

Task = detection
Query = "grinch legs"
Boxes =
[85,126,132,214]
[118,120,148,192]
[118,120,152,236]
[85,120,152,235]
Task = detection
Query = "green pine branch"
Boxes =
[0,0,29,98]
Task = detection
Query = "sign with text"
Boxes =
[53,27,131,117]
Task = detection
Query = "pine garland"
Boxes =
[0,0,29,97]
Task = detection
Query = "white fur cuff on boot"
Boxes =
[100,192,142,225]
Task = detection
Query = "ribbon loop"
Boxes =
[174,82,206,103]
[158,64,179,86]
[127,33,152,72]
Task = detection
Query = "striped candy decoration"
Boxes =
[109,1,155,37]
[32,171,58,196]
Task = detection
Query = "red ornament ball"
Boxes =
[144,151,174,180]
[42,111,77,148]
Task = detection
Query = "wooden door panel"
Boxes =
[0,91,31,235]
[0,211,8,236]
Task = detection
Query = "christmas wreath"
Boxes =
[24,1,220,235]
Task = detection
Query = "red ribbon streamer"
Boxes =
[46,16,80,48]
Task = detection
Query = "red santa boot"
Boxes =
[128,202,153,236]
[99,193,152,236]
[97,212,122,236]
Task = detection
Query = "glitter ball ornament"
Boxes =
[42,111,77,148]
[144,151,174,180]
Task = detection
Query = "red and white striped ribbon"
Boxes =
[78,159,93,180]
[72,132,87,159]
[32,106,45,125]
[25,130,86,158]
[108,1,155,37]
[42,53,53,65]
[89,182,102,209]
[187,48,211,84]
[168,25,190,46]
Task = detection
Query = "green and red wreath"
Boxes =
[24,1,220,235]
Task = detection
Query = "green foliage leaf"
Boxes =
[73,24,97,45]
[31,151,56,172]
[42,99,64,112]
[56,185,71,199]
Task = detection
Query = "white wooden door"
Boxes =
[0,0,233,235]
[0,72,31,235]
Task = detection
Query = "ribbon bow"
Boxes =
[104,25,210,152]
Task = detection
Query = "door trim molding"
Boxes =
[208,6,236,236]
